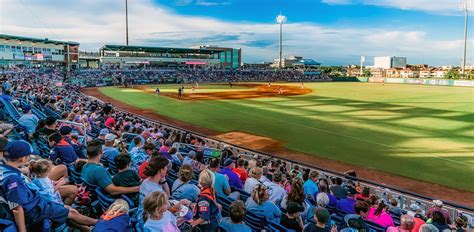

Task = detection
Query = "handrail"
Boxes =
[80,92,474,217]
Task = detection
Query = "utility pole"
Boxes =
[276,14,287,69]
[126,0,129,46]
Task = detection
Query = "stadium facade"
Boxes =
[0,34,79,70]
[97,44,241,69]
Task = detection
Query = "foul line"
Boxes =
[197,99,473,167]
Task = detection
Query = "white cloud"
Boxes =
[195,0,231,6]
[321,0,461,14]
[0,0,467,65]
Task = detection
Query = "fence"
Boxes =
[80,92,474,224]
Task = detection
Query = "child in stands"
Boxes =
[143,191,179,232]
[93,199,132,232]
[0,141,97,231]
[219,200,252,232]
[29,159,78,206]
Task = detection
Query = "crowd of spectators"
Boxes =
[0,69,471,232]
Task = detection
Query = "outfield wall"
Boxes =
[335,76,474,86]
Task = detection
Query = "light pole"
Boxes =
[360,56,365,76]
[460,0,473,76]
[276,14,287,69]
[125,0,129,46]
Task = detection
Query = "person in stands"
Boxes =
[0,141,97,231]
[191,169,220,231]
[18,105,39,138]
[81,140,139,195]
[387,214,416,232]
[426,200,452,225]
[92,199,132,232]
[219,200,252,232]
[303,208,337,232]
[171,164,199,202]
[219,158,243,189]
[245,184,281,223]
[143,191,179,232]
[367,198,394,228]
[281,201,305,232]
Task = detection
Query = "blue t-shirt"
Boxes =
[93,213,132,232]
[137,178,164,224]
[212,171,230,197]
[245,198,281,223]
[19,113,39,134]
[31,177,62,204]
[219,217,252,232]
[337,197,356,214]
[171,179,199,202]
[131,149,149,171]
[102,146,120,167]
[144,211,179,232]
[0,164,42,213]
[303,179,319,197]
[81,163,113,189]
[219,167,243,189]
[50,140,78,165]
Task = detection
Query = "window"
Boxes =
[0,45,4,52]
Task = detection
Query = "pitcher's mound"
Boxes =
[214,131,283,152]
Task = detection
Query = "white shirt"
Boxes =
[244,177,261,194]
[265,181,286,205]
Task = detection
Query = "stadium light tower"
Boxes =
[460,0,473,76]
[125,0,129,46]
[276,13,287,68]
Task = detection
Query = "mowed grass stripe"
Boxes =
[99,82,474,191]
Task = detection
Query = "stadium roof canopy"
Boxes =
[0,34,79,46]
[292,59,321,66]
[100,44,229,54]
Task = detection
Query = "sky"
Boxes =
[0,0,472,65]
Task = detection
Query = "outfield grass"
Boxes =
[99,82,474,191]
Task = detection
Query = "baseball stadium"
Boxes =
[1,1,474,231]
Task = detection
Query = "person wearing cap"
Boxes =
[264,171,287,205]
[18,105,39,137]
[96,128,110,144]
[81,140,139,196]
[426,200,452,225]
[101,133,120,170]
[339,201,370,232]
[59,125,86,159]
[406,203,426,232]
[48,133,79,165]
[0,140,97,231]
[209,158,240,200]
[303,208,336,232]
[219,158,243,189]
[367,198,394,228]
[281,201,305,232]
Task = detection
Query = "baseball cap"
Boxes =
[287,202,305,214]
[105,133,117,142]
[59,126,72,135]
[4,140,33,159]
[433,199,443,207]
[410,203,420,211]
[223,158,235,167]
[314,208,330,224]
[99,128,109,136]
[22,105,32,112]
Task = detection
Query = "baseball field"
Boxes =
[91,82,474,193]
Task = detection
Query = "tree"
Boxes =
[444,69,460,79]
[363,69,371,77]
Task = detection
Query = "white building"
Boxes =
[373,56,407,69]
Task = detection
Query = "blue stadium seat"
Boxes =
[268,221,296,232]
[217,195,233,217]
[243,210,267,232]
[0,219,17,232]
[365,220,387,232]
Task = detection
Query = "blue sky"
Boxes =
[1,0,472,65]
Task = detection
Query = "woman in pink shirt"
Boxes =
[367,199,395,228]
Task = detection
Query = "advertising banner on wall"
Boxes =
[369,77,385,83]
[385,78,405,83]
[453,80,474,87]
